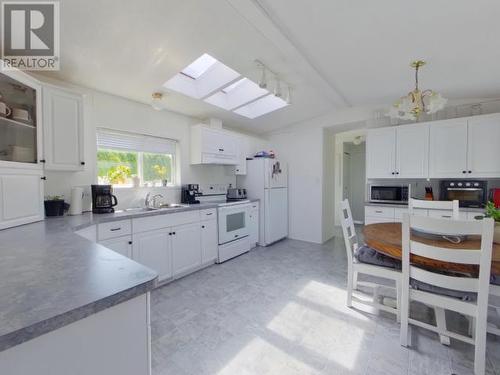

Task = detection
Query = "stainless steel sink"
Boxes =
[118,204,188,213]
[156,203,188,209]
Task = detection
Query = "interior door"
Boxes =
[265,188,288,245]
[133,229,172,281]
[172,222,202,276]
[467,115,500,178]
[396,123,429,178]
[429,119,468,178]
[366,128,396,178]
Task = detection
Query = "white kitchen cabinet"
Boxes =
[249,201,259,248]
[366,127,396,179]
[0,168,44,230]
[133,229,172,281]
[172,222,202,276]
[467,114,500,178]
[99,236,132,258]
[191,124,238,165]
[396,123,429,178]
[429,118,468,178]
[366,124,428,179]
[201,220,218,264]
[42,86,84,171]
[235,136,248,175]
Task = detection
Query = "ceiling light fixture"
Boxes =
[274,76,282,98]
[151,92,164,110]
[388,60,447,121]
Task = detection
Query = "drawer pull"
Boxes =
[441,215,451,218]
[205,212,213,216]
[110,227,121,232]
[375,210,383,213]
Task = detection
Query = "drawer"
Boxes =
[394,207,428,220]
[365,206,395,218]
[98,220,132,240]
[364,216,394,225]
[200,208,217,221]
[133,211,200,233]
[427,209,468,220]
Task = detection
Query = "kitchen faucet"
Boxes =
[145,193,164,208]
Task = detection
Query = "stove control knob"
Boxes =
[466,182,471,187]
[449,183,455,187]
[474,182,479,187]
[458,182,463,187]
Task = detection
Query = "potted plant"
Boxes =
[475,201,500,244]
[44,195,66,217]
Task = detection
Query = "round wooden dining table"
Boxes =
[363,223,500,276]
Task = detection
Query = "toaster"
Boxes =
[227,188,247,200]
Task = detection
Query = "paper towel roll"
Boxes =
[69,187,83,216]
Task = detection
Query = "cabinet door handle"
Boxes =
[391,172,395,175]
[395,172,399,175]
[468,170,472,174]
[39,159,46,163]
[201,225,205,229]
[128,241,133,245]
[206,212,213,216]
[219,148,224,152]
[81,161,85,166]
[110,227,121,232]
[40,176,47,180]
[168,232,172,236]
[462,170,466,174]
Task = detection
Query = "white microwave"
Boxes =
[218,204,250,245]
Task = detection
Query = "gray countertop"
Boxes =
[0,200,251,352]
[364,201,485,213]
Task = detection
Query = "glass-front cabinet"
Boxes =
[0,70,42,167]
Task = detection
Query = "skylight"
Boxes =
[163,54,290,119]
[181,53,217,79]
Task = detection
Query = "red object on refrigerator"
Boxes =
[491,188,500,208]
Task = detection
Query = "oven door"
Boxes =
[444,188,486,208]
[218,205,250,245]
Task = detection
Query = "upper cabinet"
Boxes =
[466,115,500,178]
[0,70,43,168]
[235,136,248,175]
[429,114,500,178]
[366,123,429,179]
[191,124,238,165]
[42,86,84,171]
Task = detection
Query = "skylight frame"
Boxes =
[233,94,289,119]
[180,53,217,80]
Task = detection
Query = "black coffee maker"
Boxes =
[91,184,118,214]
[181,184,200,204]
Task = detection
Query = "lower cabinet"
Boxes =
[0,168,44,230]
[99,236,132,258]
[133,229,173,281]
[172,222,202,277]
[365,205,477,224]
[201,219,218,264]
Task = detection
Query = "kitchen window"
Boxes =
[96,129,177,188]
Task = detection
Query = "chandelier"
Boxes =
[388,60,447,120]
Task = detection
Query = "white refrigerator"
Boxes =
[237,158,288,246]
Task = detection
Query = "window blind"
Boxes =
[96,128,177,154]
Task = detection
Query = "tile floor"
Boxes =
[150,237,500,375]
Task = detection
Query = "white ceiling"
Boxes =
[39,0,500,134]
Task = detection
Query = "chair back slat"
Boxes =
[340,199,358,262]
[410,241,481,265]
[409,199,459,218]
[410,214,483,236]
[410,266,479,293]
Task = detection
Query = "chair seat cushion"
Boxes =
[492,275,500,286]
[410,279,476,301]
[355,245,402,270]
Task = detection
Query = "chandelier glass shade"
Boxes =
[388,60,447,120]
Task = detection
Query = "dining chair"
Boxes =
[400,213,494,375]
[488,284,500,336]
[408,198,459,345]
[340,199,401,319]
[409,198,460,219]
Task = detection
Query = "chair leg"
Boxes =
[475,297,489,375]
[373,285,380,314]
[400,284,409,347]
[346,265,354,308]
[396,279,401,323]
[353,271,359,290]
[468,316,476,339]
[435,307,451,346]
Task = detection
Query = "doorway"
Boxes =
[342,141,366,223]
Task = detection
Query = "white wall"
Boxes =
[268,126,324,243]
[40,79,267,210]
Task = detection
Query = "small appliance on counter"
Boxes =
[181,184,201,204]
[69,187,84,215]
[490,188,500,208]
[369,184,409,204]
[440,180,487,208]
[227,187,247,201]
[91,184,118,214]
